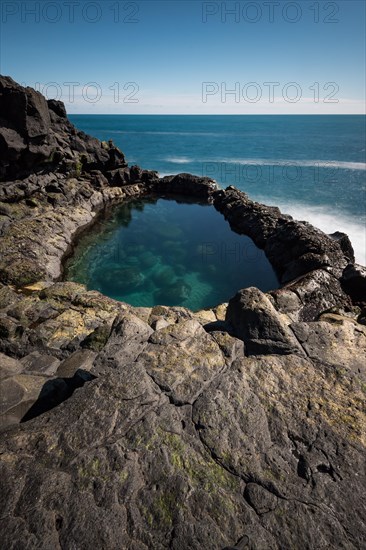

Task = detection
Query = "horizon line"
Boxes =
[68,113,366,116]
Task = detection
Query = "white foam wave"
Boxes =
[268,201,366,265]
[221,158,366,171]
[164,157,192,164]
[162,156,366,171]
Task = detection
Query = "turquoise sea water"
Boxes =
[65,197,279,310]
[70,115,366,265]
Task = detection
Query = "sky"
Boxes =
[0,0,365,114]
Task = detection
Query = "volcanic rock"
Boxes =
[0,77,365,549]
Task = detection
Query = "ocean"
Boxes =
[70,114,366,266]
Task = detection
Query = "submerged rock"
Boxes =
[154,278,192,306]
[151,266,176,287]
[97,266,144,294]
[0,77,365,549]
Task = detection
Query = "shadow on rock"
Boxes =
[21,369,96,423]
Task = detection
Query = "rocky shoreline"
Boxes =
[0,76,365,549]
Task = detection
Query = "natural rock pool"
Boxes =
[65,197,279,310]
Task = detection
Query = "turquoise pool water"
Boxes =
[65,197,279,310]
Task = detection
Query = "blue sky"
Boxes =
[0,0,365,113]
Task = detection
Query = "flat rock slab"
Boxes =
[56,349,97,378]
[0,374,69,428]
[291,317,366,377]
[140,319,226,404]
[0,353,23,379]
[20,351,61,375]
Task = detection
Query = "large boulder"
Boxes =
[329,231,355,263]
[226,287,305,355]
[341,263,366,304]
[0,76,51,138]
[270,268,352,321]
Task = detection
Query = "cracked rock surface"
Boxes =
[0,286,365,549]
[0,77,365,549]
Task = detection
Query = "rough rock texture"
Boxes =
[0,282,365,549]
[226,287,305,355]
[0,77,365,549]
[0,76,127,181]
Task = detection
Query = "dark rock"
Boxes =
[244,483,278,514]
[108,167,131,186]
[291,316,366,376]
[141,168,159,183]
[0,127,27,170]
[0,76,51,138]
[0,76,126,181]
[329,231,355,263]
[141,318,225,403]
[20,371,95,424]
[358,307,366,325]
[106,141,127,170]
[129,164,158,184]
[94,312,154,375]
[265,220,347,283]
[209,330,245,362]
[0,374,69,429]
[297,454,312,481]
[271,269,352,321]
[129,164,143,181]
[193,352,366,549]
[158,172,218,199]
[56,350,96,378]
[341,263,366,303]
[20,352,61,376]
[214,187,351,286]
[89,169,108,188]
[226,287,305,355]
[80,323,112,351]
[47,99,67,118]
[214,187,287,248]
[0,353,23,379]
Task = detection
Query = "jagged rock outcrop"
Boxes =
[0,77,365,549]
[0,76,129,180]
